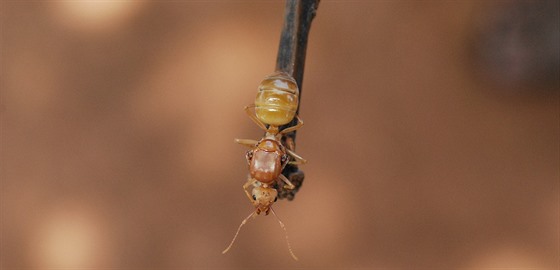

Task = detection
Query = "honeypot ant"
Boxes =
[222,72,307,261]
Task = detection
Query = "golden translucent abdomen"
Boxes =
[254,73,299,126]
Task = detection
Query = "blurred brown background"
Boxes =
[2,1,559,269]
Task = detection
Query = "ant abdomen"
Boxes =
[255,72,299,126]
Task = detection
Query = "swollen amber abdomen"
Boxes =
[255,73,299,126]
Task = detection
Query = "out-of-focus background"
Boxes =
[2,1,559,269]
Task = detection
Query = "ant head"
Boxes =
[252,185,278,215]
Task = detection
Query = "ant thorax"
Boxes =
[248,138,286,184]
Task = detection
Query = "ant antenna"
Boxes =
[222,210,256,255]
[270,208,299,261]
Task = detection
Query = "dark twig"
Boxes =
[273,0,319,200]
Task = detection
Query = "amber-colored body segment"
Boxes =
[255,72,299,126]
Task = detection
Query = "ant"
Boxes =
[223,72,307,261]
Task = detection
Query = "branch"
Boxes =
[273,0,319,200]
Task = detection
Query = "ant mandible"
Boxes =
[223,72,307,261]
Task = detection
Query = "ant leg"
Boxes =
[243,177,257,205]
[286,148,307,165]
[235,138,258,148]
[280,115,303,135]
[278,174,296,190]
[244,105,268,131]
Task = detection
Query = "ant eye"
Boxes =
[274,197,278,202]
[252,195,256,200]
